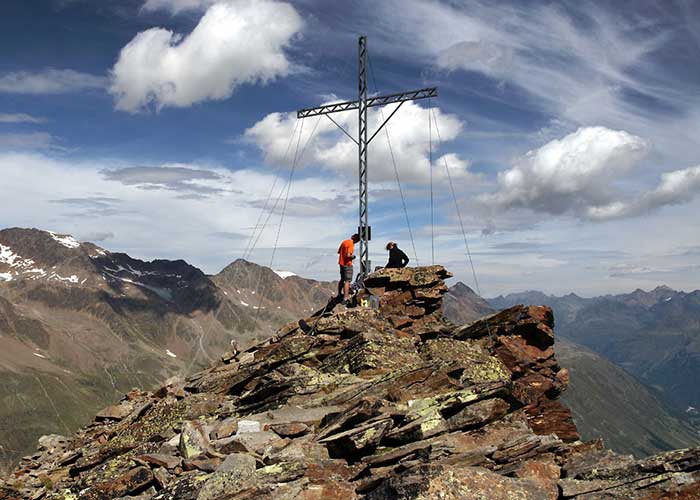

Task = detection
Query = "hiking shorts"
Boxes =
[339,265,353,282]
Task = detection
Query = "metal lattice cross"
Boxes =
[297,36,438,277]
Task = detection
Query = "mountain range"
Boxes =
[0,228,334,471]
[1,226,698,472]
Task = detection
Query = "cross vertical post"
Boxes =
[358,36,370,275]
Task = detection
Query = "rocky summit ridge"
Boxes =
[2,266,699,499]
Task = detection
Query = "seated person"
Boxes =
[385,241,409,268]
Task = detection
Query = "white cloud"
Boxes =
[110,0,303,112]
[587,165,700,220]
[0,113,45,124]
[644,165,700,209]
[437,40,514,78]
[483,127,648,215]
[142,0,216,14]
[482,126,700,221]
[0,132,58,150]
[244,101,475,185]
[0,69,106,94]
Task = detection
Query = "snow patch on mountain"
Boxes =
[0,272,12,281]
[48,232,80,249]
[0,244,31,268]
[166,350,177,358]
[49,273,79,284]
[1,244,38,272]
[274,270,296,279]
[103,271,174,300]
[0,244,17,265]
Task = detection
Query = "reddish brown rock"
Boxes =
[514,458,561,500]
[269,422,310,438]
[213,417,238,440]
[182,457,220,472]
[95,403,133,422]
[524,398,580,442]
[135,453,181,469]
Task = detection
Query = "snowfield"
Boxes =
[49,231,81,249]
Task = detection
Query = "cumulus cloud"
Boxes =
[244,101,474,184]
[643,166,700,209]
[587,165,700,220]
[482,126,700,221]
[483,127,648,216]
[0,113,45,124]
[110,0,303,112]
[0,69,106,94]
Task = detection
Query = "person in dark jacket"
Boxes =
[385,242,409,268]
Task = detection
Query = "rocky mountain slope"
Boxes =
[555,339,699,457]
[447,281,700,457]
[212,259,336,326]
[2,266,698,499]
[0,228,334,471]
[442,282,494,324]
[490,287,700,421]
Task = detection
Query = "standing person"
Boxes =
[385,242,409,269]
[337,233,360,302]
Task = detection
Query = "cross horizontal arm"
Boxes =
[297,87,438,119]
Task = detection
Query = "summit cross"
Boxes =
[296,36,438,277]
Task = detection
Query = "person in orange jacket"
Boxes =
[337,233,360,303]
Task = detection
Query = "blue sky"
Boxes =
[1,0,700,296]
